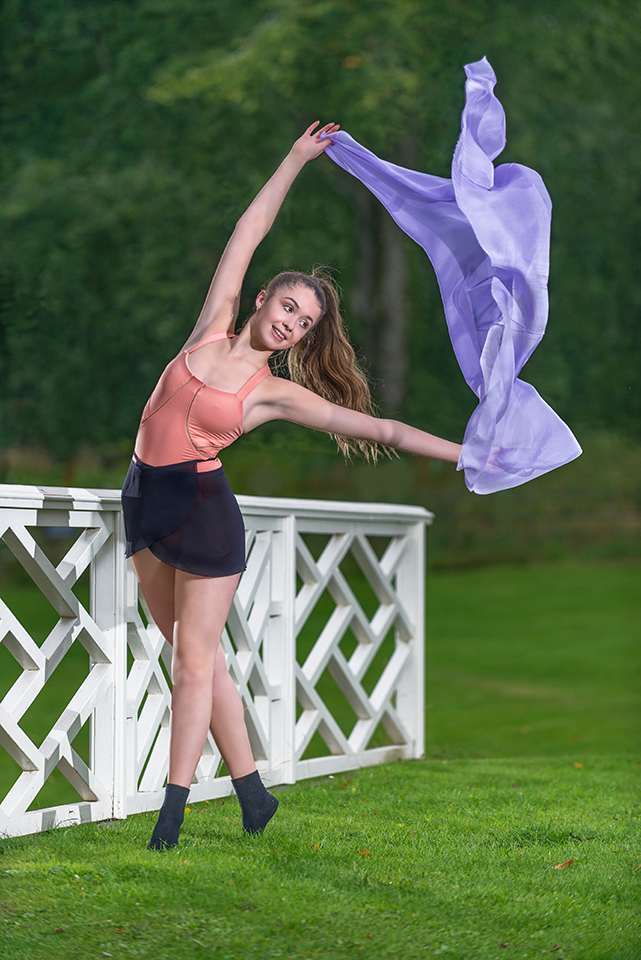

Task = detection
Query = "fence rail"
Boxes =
[0,483,431,838]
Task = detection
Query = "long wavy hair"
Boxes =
[246,270,393,462]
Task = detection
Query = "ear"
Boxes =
[255,290,267,311]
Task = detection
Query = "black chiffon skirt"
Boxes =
[121,458,245,577]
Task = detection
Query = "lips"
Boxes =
[271,325,287,343]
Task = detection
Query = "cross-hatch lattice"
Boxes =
[0,486,430,837]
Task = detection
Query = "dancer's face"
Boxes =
[253,284,322,351]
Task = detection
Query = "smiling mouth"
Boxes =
[271,325,287,342]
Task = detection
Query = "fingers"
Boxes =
[304,121,340,139]
[318,122,340,136]
[317,122,340,151]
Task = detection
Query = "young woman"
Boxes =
[122,121,462,850]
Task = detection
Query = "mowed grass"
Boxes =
[0,560,639,958]
[425,562,640,758]
[0,757,639,960]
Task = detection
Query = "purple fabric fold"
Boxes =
[321,56,581,494]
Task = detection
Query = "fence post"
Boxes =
[395,519,426,759]
[263,514,297,786]
[90,509,128,819]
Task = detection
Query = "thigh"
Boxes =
[132,548,240,660]
[132,548,176,643]
[173,569,240,641]
[172,569,241,670]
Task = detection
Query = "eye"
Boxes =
[299,319,308,329]
[283,303,292,313]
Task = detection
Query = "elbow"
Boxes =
[379,418,401,447]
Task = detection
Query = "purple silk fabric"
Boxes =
[321,57,581,494]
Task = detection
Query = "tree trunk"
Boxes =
[378,210,408,413]
[349,184,377,361]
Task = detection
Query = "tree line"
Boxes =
[1,0,640,465]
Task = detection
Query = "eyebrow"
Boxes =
[283,296,315,324]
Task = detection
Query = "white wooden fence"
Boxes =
[0,484,431,838]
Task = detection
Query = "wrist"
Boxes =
[286,148,308,170]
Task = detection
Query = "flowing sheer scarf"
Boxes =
[322,57,581,494]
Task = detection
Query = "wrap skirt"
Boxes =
[121,457,245,578]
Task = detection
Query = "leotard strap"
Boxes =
[237,364,271,401]
[184,331,270,398]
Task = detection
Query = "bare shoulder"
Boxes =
[248,372,312,412]
[242,374,325,433]
[257,374,326,410]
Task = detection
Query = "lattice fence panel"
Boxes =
[292,522,424,782]
[0,500,119,836]
[0,487,428,836]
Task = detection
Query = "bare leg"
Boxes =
[131,549,255,778]
[210,644,256,778]
[169,568,242,785]
[132,549,277,841]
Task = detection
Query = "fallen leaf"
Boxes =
[54,927,65,933]
[184,806,191,813]
[310,844,319,851]
[633,863,641,872]
[366,933,373,939]
[553,859,574,869]
[499,941,563,954]
[182,859,191,865]
[115,926,126,932]
[573,762,583,769]
[358,849,371,858]
[339,778,351,788]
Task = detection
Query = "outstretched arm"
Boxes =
[246,378,462,463]
[184,122,339,348]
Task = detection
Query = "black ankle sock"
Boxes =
[148,783,190,850]
[231,770,279,834]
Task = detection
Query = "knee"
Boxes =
[172,644,217,691]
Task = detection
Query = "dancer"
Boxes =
[121,121,461,850]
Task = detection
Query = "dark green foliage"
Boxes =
[1,0,640,459]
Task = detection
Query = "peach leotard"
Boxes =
[122,332,271,577]
[134,332,271,471]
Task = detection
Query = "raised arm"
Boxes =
[184,122,339,348]
[246,378,462,463]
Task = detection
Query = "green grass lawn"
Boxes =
[0,756,639,960]
[0,560,639,958]
[425,562,639,759]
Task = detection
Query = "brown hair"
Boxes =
[253,270,393,462]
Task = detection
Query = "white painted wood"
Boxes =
[0,483,431,836]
